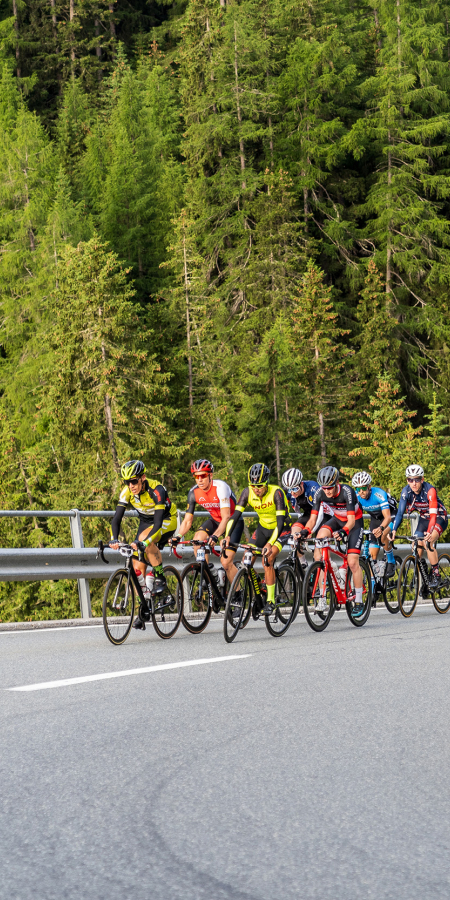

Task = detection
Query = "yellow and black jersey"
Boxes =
[111,479,177,543]
[225,484,291,546]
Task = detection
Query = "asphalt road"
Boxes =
[1,606,450,900]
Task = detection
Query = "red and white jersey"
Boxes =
[186,480,236,524]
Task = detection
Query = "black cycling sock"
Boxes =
[154,564,164,576]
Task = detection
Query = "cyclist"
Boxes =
[300,465,365,614]
[351,471,396,578]
[391,464,448,591]
[110,460,177,628]
[282,467,321,569]
[173,459,244,586]
[223,463,292,615]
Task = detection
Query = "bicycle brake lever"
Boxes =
[97,541,110,564]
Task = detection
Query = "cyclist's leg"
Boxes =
[221,518,244,584]
[262,535,281,612]
[347,523,364,590]
[426,517,448,587]
[314,517,336,562]
[291,514,309,565]
[369,515,382,562]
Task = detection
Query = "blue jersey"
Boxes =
[286,480,320,515]
[357,486,390,519]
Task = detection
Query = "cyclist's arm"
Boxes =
[212,506,231,539]
[225,488,249,537]
[266,489,288,545]
[110,503,127,541]
[341,513,355,535]
[426,486,438,534]
[178,489,196,537]
[301,493,322,535]
[392,489,407,535]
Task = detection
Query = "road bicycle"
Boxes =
[302,536,372,632]
[223,544,298,643]
[397,536,450,617]
[98,540,183,645]
[360,530,402,614]
[173,539,228,634]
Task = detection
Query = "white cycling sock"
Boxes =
[355,587,363,604]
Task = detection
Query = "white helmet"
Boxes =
[405,464,424,478]
[282,468,303,491]
[352,471,372,489]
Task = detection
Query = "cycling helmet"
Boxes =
[352,471,372,489]
[121,460,146,480]
[282,468,303,491]
[191,459,214,476]
[317,465,339,487]
[405,464,424,478]
[248,463,270,486]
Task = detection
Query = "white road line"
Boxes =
[6,654,252,692]
[0,625,105,635]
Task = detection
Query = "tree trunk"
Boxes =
[315,344,326,465]
[273,374,281,483]
[20,460,41,536]
[109,4,116,36]
[12,0,20,78]
[70,0,76,65]
[234,21,246,190]
[182,232,194,425]
[95,18,102,74]
[100,317,121,475]
[50,0,57,34]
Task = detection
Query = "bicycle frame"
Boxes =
[98,540,171,614]
[314,538,349,606]
[173,539,225,609]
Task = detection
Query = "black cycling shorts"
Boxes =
[319,517,364,555]
[136,516,176,550]
[368,514,384,546]
[415,515,448,539]
[200,515,244,546]
[250,524,290,552]
[291,513,310,527]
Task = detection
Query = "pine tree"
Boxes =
[353,259,399,397]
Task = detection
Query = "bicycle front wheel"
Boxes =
[181,563,213,634]
[383,556,402,614]
[432,553,450,614]
[152,565,183,639]
[102,568,135,645]
[345,557,372,626]
[265,563,298,637]
[302,562,335,632]
[397,555,419,617]
[224,568,252,643]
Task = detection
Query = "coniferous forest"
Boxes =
[1,0,450,619]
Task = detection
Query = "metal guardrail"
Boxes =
[0,508,421,620]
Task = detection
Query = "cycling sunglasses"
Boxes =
[125,477,141,486]
[250,481,269,488]
[407,477,423,483]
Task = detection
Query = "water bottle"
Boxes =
[145,572,155,594]
[331,562,346,589]
[217,568,226,587]
[136,569,150,599]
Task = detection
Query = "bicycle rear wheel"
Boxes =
[432,553,450,614]
[265,563,298,637]
[224,568,252,643]
[181,563,213,634]
[383,556,402,613]
[345,558,372,626]
[397,555,419,617]
[152,565,183,639]
[302,562,335,632]
[102,568,135,645]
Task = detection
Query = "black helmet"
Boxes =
[248,463,270,486]
[121,460,146,480]
[317,465,339,487]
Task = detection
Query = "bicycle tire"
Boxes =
[224,568,252,643]
[432,553,450,614]
[302,562,335,632]
[345,557,372,626]
[152,565,183,639]
[265,563,298,637]
[102,568,135,645]
[383,555,402,614]
[397,555,419,617]
[180,562,213,634]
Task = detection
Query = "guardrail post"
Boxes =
[69,509,92,619]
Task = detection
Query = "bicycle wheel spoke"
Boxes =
[152,566,183,639]
[398,556,419,617]
[432,553,450,614]
[102,569,135,645]
[302,563,334,632]
[181,564,213,634]
[345,558,372,627]
[265,564,297,637]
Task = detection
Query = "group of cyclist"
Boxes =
[110,457,447,627]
